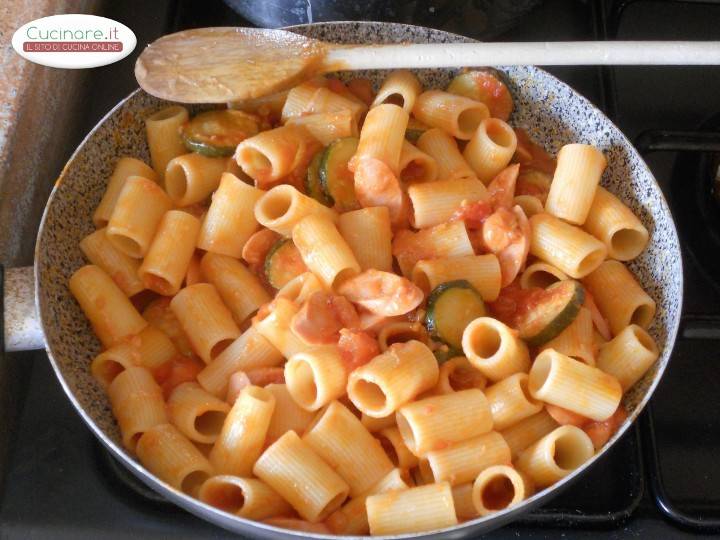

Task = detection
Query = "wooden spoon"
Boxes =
[135,27,720,103]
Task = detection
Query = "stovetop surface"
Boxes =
[2,0,720,537]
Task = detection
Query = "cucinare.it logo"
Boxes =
[12,14,136,68]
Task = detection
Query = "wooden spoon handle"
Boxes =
[322,41,720,71]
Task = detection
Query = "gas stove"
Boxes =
[1,0,719,538]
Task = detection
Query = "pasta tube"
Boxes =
[545,144,607,225]
[145,106,189,178]
[462,317,530,382]
[91,325,176,388]
[209,385,275,476]
[292,214,361,288]
[106,175,173,259]
[285,346,347,411]
[372,69,422,113]
[197,172,264,258]
[500,410,559,459]
[107,366,167,452]
[199,476,291,520]
[197,326,283,398]
[93,157,158,227]
[255,184,338,237]
[138,210,201,296]
[170,283,241,364]
[426,431,510,486]
[417,128,477,181]
[583,186,649,261]
[201,252,270,325]
[582,260,656,335]
[253,431,350,522]
[164,153,226,207]
[338,207,393,272]
[69,265,147,348]
[366,483,457,535]
[265,383,316,444]
[408,177,487,228]
[167,381,231,444]
[303,401,393,496]
[463,118,518,183]
[396,389,493,456]
[529,349,622,421]
[597,324,659,390]
[413,90,489,140]
[472,465,533,516]
[516,425,594,487]
[79,228,144,296]
[136,423,212,496]
[529,213,607,279]
[348,340,439,418]
[484,373,543,431]
[412,254,501,301]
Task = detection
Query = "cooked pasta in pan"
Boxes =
[69,68,657,535]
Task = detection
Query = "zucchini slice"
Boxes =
[405,118,430,143]
[264,238,307,290]
[182,110,259,157]
[425,280,486,349]
[433,345,463,364]
[319,137,360,211]
[446,70,513,121]
[516,280,585,347]
[305,151,332,206]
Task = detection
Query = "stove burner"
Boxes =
[635,126,720,292]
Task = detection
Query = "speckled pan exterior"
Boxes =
[34,21,682,540]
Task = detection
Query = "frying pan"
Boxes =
[3,21,683,539]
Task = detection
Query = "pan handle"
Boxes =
[2,265,44,352]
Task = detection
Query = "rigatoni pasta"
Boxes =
[71,70,660,537]
[106,175,173,258]
[201,252,270,324]
[170,283,240,364]
[416,127,477,181]
[197,172,264,258]
[545,144,607,225]
[145,105,189,177]
[138,210,200,295]
[79,228,144,296]
[529,213,608,279]
[372,69,422,113]
[408,177,487,228]
[136,423,213,496]
[93,157,158,227]
[69,265,147,348]
[463,118,517,183]
[210,385,275,476]
[528,349,622,421]
[338,207,393,272]
[108,366,167,452]
[597,324,659,390]
[164,152,226,207]
[253,430,350,522]
[413,90,489,140]
[582,260,656,335]
[583,186,649,260]
[303,401,393,496]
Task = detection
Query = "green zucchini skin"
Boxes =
[516,280,585,347]
[263,238,306,290]
[433,346,463,364]
[425,280,486,350]
[305,151,332,206]
[319,137,360,211]
[182,110,259,157]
